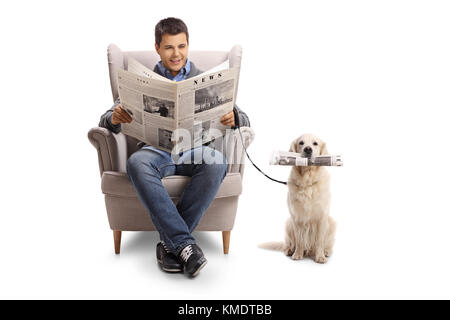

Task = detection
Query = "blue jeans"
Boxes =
[126,145,227,256]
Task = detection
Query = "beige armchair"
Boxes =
[88,44,255,255]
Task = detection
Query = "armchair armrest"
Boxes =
[223,126,255,176]
[88,126,254,177]
[88,127,128,176]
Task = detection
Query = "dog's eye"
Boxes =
[299,141,304,145]
[313,142,318,146]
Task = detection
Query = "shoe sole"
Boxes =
[157,259,183,273]
[191,259,208,277]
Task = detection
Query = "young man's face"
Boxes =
[155,32,189,77]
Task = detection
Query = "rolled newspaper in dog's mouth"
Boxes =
[270,150,343,166]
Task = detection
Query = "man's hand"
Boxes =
[221,110,235,127]
[111,105,132,125]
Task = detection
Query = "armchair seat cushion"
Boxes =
[101,171,242,199]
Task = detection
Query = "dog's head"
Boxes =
[289,134,328,159]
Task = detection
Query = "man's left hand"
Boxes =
[221,110,235,127]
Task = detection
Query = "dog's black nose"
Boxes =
[304,146,312,154]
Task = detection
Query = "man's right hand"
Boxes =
[111,105,132,125]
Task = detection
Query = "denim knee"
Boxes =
[127,151,155,179]
[201,148,228,181]
[202,147,227,164]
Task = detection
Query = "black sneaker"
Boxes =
[156,242,183,273]
[178,244,208,277]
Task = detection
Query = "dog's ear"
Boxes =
[320,142,329,155]
[289,139,298,153]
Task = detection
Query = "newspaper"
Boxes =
[270,150,343,166]
[117,57,238,153]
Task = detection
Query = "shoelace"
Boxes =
[161,242,171,254]
[179,245,194,262]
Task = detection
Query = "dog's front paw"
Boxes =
[314,255,328,264]
[291,251,304,260]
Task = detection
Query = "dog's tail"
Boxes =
[258,241,285,251]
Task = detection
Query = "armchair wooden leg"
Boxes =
[113,230,122,254]
[222,231,231,254]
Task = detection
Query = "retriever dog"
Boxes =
[260,134,336,263]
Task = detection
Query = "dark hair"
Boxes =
[155,17,189,46]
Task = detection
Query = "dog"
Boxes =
[260,134,336,263]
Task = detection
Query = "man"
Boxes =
[99,17,250,277]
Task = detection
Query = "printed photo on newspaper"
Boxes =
[117,57,239,153]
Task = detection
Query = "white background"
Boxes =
[1,0,449,299]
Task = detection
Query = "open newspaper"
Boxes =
[117,57,239,153]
